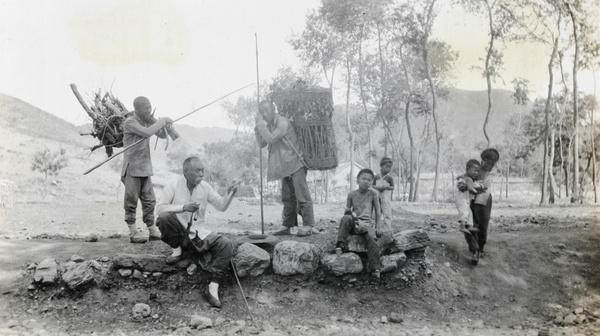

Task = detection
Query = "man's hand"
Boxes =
[227,179,242,195]
[255,113,265,125]
[183,202,199,213]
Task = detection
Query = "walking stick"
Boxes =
[255,33,265,235]
[83,83,253,175]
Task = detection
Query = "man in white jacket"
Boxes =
[156,156,238,308]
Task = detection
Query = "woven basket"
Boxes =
[273,88,338,171]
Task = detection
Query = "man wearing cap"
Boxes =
[254,100,315,236]
[156,156,238,308]
[121,96,173,244]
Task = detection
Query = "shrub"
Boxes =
[31,148,69,179]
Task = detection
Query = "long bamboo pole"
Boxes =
[82,83,253,175]
[256,33,265,235]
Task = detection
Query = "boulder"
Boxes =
[33,259,58,284]
[189,315,213,329]
[112,254,179,273]
[61,260,107,290]
[132,303,151,318]
[321,253,363,276]
[272,241,320,275]
[381,252,407,273]
[391,230,431,252]
[232,243,271,277]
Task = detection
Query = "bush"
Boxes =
[31,148,69,179]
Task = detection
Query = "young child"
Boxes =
[335,168,382,278]
[373,157,394,232]
[456,159,481,233]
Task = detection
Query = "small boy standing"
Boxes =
[456,159,480,233]
[335,168,382,278]
[373,157,394,232]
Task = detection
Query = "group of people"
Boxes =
[118,95,496,309]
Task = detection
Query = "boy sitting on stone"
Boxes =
[456,159,480,234]
[335,168,383,278]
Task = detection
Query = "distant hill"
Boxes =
[0,93,235,148]
[333,88,529,159]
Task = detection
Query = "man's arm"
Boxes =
[207,182,238,212]
[124,117,171,138]
[254,127,268,149]
[156,181,185,214]
[255,116,289,145]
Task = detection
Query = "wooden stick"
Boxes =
[256,33,265,235]
[70,83,94,118]
[82,83,254,175]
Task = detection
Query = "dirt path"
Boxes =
[0,201,599,335]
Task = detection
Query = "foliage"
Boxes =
[31,148,69,179]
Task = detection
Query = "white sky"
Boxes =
[0,0,597,129]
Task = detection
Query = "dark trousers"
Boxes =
[122,170,155,226]
[156,212,233,284]
[464,195,493,253]
[337,215,381,272]
[281,167,315,227]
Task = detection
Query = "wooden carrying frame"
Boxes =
[273,88,338,171]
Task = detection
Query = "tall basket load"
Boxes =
[272,88,338,171]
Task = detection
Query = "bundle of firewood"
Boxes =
[70,84,130,157]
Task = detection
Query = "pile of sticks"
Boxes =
[70,83,129,157]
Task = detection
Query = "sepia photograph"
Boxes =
[0,0,599,335]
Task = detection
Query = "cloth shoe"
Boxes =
[205,284,222,308]
[467,225,479,233]
[147,225,162,241]
[272,226,291,236]
[128,225,147,244]
[471,251,480,265]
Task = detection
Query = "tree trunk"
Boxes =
[345,56,355,191]
[592,67,597,202]
[482,0,495,146]
[541,32,559,204]
[358,24,373,169]
[422,0,441,202]
[549,128,556,204]
[568,5,580,203]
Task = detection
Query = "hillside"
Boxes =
[0,93,236,204]
[332,88,530,163]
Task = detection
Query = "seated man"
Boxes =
[156,156,238,308]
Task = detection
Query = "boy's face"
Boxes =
[357,173,374,191]
[467,165,480,179]
[381,162,392,175]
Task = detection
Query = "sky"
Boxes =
[0,0,597,130]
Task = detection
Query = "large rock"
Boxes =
[61,260,107,290]
[232,243,271,277]
[112,254,179,273]
[33,259,58,284]
[272,241,320,275]
[391,230,431,252]
[381,252,407,273]
[321,253,363,276]
[189,315,213,329]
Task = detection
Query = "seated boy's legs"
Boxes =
[363,228,382,272]
[336,215,355,250]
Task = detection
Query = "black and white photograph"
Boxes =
[0,0,599,335]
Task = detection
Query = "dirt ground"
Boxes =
[0,199,599,336]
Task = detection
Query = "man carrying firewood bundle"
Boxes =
[254,100,315,236]
[121,96,173,244]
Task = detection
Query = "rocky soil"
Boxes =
[0,200,599,336]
